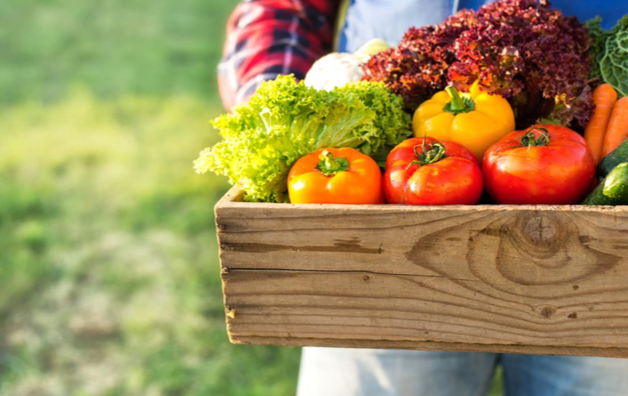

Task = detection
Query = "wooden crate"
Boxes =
[215,187,628,358]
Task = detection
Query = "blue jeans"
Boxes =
[296,348,628,396]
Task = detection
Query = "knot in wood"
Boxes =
[537,305,557,319]
[524,215,556,244]
[459,210,618,287]
[507,212,568,259]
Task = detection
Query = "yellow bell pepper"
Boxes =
[412,82,515,160]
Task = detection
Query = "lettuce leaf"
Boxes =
[364,0,594,129]
[194,75,411,202]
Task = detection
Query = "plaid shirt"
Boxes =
[218,0,341,111]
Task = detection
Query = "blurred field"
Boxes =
[0,1,503,395]
[0,1,300,395]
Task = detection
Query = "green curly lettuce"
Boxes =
[194,75,411,202]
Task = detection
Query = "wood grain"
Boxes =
[215,187,628,357]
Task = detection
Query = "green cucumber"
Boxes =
[583,162,628,205]
[598,138,628,178]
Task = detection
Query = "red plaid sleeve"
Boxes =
[218,0,341,111]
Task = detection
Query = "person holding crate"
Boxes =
[217,1,628,395]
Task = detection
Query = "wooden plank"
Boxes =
[222,269,628,350]
[216,187,628,357]
[232,336,628,358]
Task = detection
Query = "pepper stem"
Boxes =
[520,126,551,147]
[316,150,350,176]
[443,86,475,115]
[411,140,447,166]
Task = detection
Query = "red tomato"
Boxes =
[483,124,596,205]
[384,137,483,205]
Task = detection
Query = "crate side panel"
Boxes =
[216,204,628,300]
[223,269,628,350]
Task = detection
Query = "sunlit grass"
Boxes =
[0,91,300,396]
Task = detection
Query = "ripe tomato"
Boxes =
[483,124,596,205]
[384,137,483,205]
[288,148,383,204]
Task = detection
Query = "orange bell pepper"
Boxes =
[288,148,383,204]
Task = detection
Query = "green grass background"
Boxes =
[0,1,502,395]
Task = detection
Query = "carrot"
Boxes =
[584,84,618,163]
[602,96,628,158]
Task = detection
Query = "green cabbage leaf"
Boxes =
[588,15,628,97]
[194,75,411,202]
